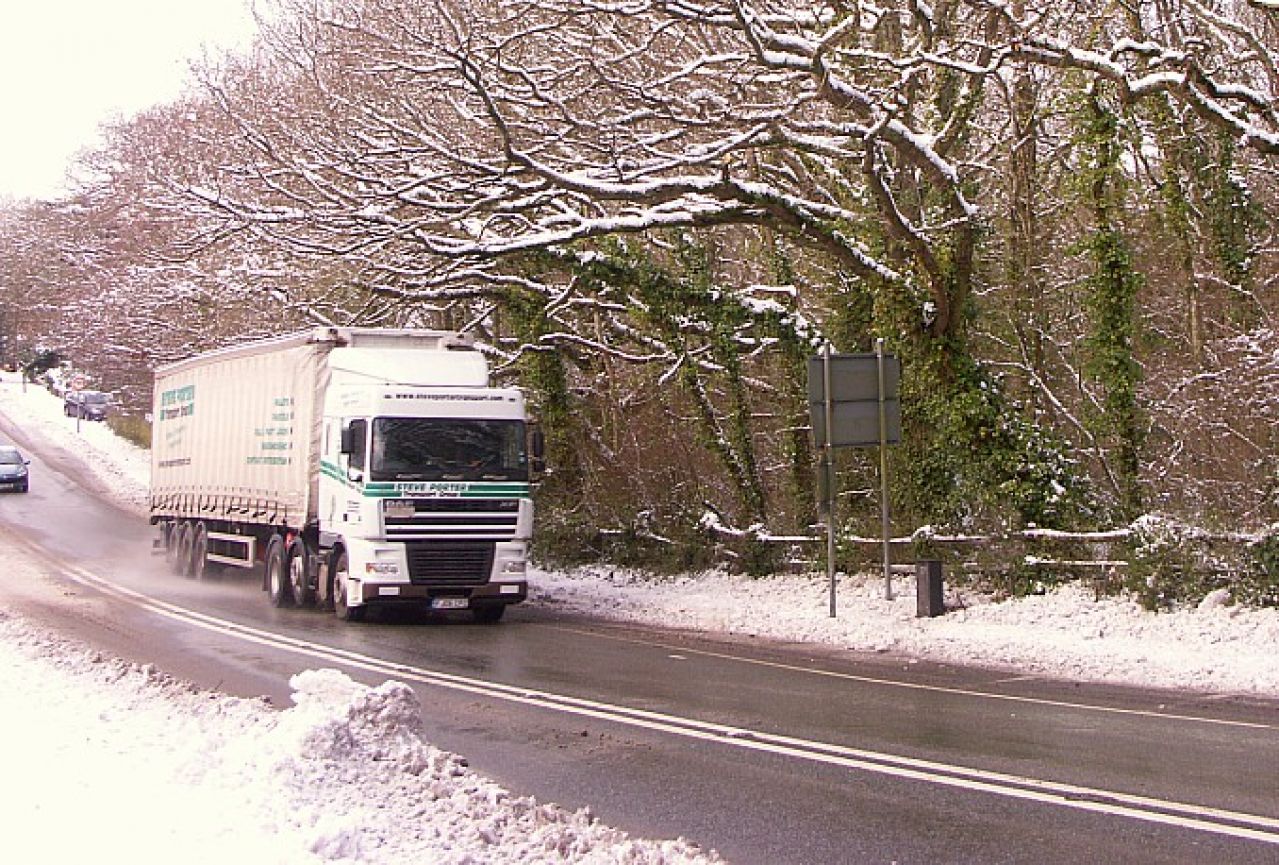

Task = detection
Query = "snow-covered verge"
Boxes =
[0,612,720,864]
[531,568,1279,696]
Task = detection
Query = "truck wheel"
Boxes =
[472,604,505,624]
[331,551,364,622]
[287,539,313,607]
[265,537,293,607]
[166,523,181,574]
[190,523,208,581]
[162,522,177,568]
[174,523,194,577]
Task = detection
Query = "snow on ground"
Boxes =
[0,371,1276,862]
[531,567,1279,696]
[0,613,718,864]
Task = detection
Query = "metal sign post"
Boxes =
[823,343,836,617]
[70,373,87,433]
[807,345,902,616]
[876,338,893,601]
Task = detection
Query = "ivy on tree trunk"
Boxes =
[1077,91,1145,521]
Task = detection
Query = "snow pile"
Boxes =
[0,613,721,864]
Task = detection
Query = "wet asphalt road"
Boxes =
[1,420,1277,864]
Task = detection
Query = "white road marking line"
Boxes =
[548,624,1278,731]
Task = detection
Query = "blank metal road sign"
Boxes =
[807,353,901,448]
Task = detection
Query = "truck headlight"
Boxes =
[364,562,399,576]
[500,559,526,576]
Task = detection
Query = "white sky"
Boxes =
[0,0,259,202]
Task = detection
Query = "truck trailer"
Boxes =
[149,326,537,622]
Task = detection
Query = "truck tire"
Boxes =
[287,538,313,607]
[330,551,364,622]
[265,536,293,607]
[190,523,208,581]
[162,522,176,568]
[165,522,180,574]
[173,523,194,577]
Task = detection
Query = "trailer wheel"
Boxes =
[190,523,208,581]
[331,551,364,622]
[162,522,178,569]
[265,536,292,607]
[287,538,313,607]
[173,523,194,577]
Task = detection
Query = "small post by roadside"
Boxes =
[70,373,87,433]
[915,559,944,617]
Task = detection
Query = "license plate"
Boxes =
[431,597,469,610]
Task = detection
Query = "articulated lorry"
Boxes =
[150,327,538,622]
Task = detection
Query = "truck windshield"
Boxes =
[370,418,528,482]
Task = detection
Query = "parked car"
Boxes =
[0,446,29,493]
[65,390,112,421]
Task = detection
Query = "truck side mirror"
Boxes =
[343,419,368,472]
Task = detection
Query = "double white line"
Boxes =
[38,544,1279,848]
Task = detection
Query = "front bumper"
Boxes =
[355,580,527,605]
[343,537,528,608]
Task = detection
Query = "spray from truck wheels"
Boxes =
[149,327,540,623]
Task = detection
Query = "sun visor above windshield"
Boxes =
[328,347,488,387]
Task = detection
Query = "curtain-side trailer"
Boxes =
[150,326,537,622]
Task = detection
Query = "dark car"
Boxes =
[0,446,29,493]
[64,389,112,421]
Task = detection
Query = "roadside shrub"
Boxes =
[106,414,151,450]
[531,511,606,568]
[1241,530,1279,608]
[534,505,721,574]
[1126,515,1242,609]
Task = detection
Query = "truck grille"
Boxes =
[385,498,519,541]
[405,541,494,585]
